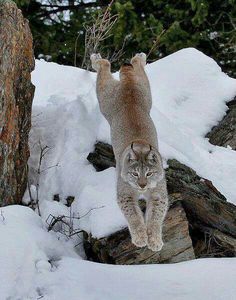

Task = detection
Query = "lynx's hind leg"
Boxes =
[131,52,148,83]
[91,53,119,123]
[90,53,115,83]
[130,52,151,102]
[90,53,114,77]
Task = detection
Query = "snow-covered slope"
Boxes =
[1,206,236,299]
[25,47,236,239]
[2,47,236,300]
[0,205,77,299]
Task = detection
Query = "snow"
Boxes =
[2,47,236,299]
[47,258,236,300]
[0,205,77,299]
[1,205,236,299]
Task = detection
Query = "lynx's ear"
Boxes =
[125,143,138,162]
[127,148,137,162]
[131,142,137,153]
[147,148,159,164]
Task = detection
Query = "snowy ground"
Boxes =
[1,48,236,299]
[1,206,236,299]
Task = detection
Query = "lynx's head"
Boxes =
[120,142,164,191]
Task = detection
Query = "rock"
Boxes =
[86,143,236,263]
[206,98,236,150]
[166,159,236,258]
[84,201,195,264]
[87,141,116,171]
[0,0,35,205]
[166,160,236,238]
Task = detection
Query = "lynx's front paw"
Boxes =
[147,234,163,252]
[130,226,148,248]
[90,53,102,71]
[147,225,164,251]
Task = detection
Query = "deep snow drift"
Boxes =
[2,48,236,299]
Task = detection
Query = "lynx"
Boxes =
[91,53,168,251]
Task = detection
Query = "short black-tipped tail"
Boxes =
[120,62,134,74]
[122,62,133,67]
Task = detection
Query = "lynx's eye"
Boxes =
[131,172,139,177]
[146,172,153,177]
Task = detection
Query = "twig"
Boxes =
[0,210,5,224]
[33,141,59,216]
[40,163,60,173]
[74,33,81,67]
[79,205,105,219]
[46,205,105,243]
[27,165,33,204]
[146,29,166,59]
[109,35,128,64]
[35,141,51,216]
[80,0,118,70]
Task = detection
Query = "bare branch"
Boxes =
[80,0,119,70]
[146,29,166,59]
[109,35,128,63]
[46,206,105,243]
[0,210,5,224]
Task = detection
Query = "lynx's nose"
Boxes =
[139,183,147,189]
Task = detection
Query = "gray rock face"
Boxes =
[0,0,35,205]
[206,99,236,150]
[85,143,236,264]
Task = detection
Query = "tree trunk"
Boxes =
[0,0,35,205]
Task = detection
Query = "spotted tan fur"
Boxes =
[91,53,168,251]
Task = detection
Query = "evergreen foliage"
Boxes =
[15,0,236,76]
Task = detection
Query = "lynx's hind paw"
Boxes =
[135,52,147,60]
[90,53,102,71]
[131,52,147,67]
